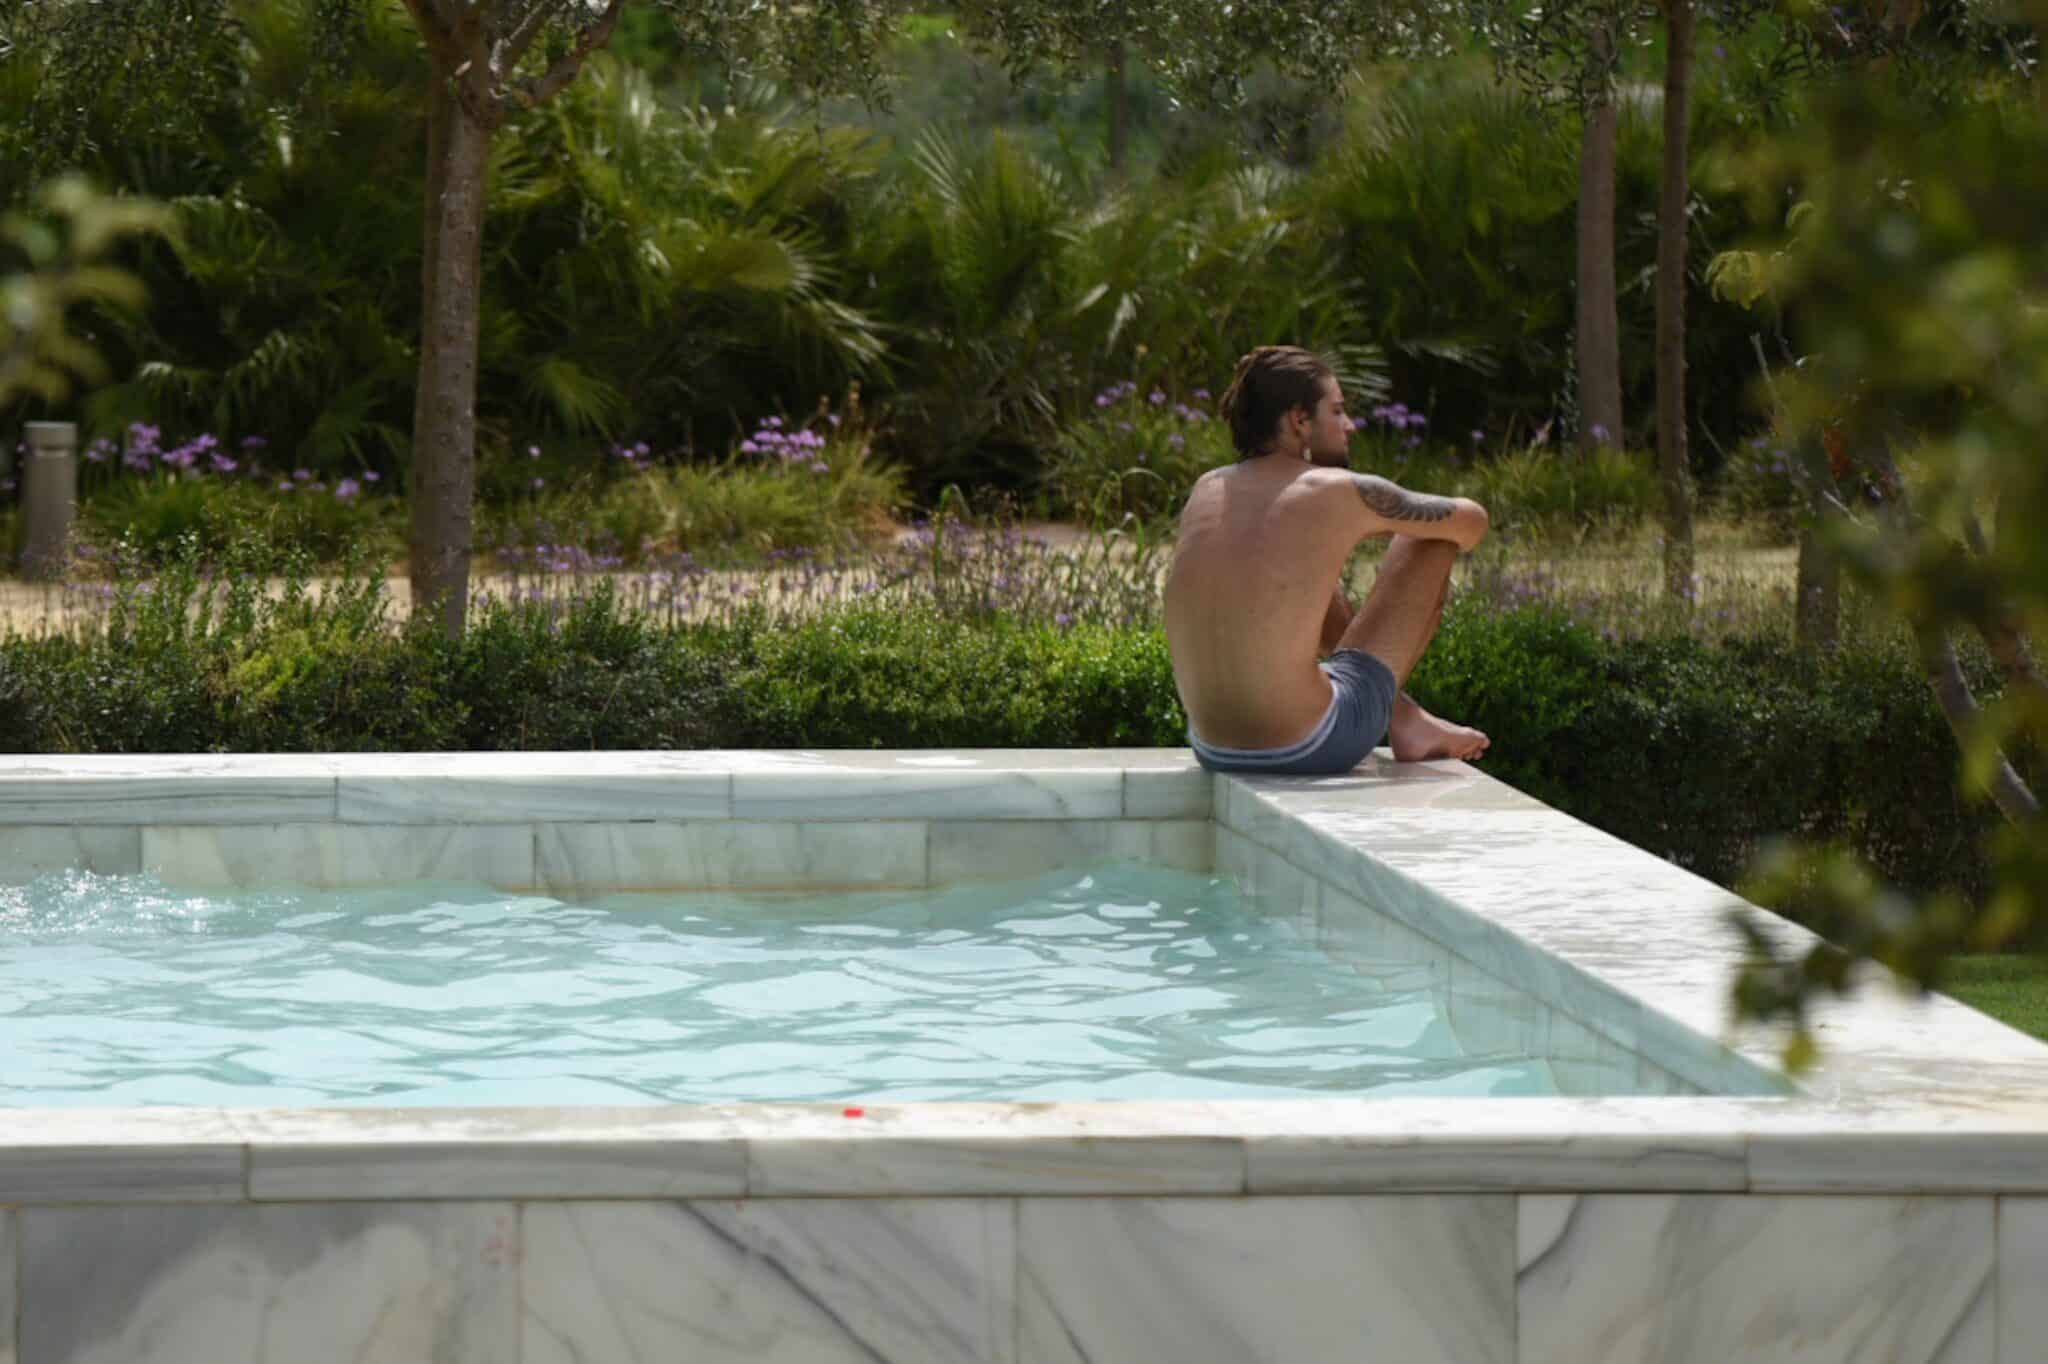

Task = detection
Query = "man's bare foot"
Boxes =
[1387,694,1490,762]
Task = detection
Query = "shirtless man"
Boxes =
[1164,345,1491,775]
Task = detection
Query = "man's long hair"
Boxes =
[1219,346,1334,458]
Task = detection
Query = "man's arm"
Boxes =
[1346,473,1489,551]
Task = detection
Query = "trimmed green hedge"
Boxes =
[0,591,1997,903]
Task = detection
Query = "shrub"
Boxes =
[1459,445,1659,540]
[479,411,908,566]
[0,554,1997,914]
[1409,597,1995,902]
[1038,382,1232,524]
[76,425,399,570]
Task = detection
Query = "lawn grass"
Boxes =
[1935,955,2048,1042]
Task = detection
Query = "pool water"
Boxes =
[0,862,1564,1107]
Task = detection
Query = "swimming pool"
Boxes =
[2,748,2043,1361]
[0,862,1615,1107]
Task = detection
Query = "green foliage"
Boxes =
[1459,444,1658,539]
[1934,954,2048,1043]
[1039,384,1233,524]
[83,474,400,570]
[479,407,908,565]
[1409,597,1995,902]
[1717,60,2048,1054]
[3,557,1996,928]
[0,178,167,405]
[719,608,1185,748]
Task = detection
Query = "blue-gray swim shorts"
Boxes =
[1187,648,1398,776]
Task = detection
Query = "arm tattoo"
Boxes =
[1350,474,1456,524]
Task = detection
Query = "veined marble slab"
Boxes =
[926,818,1210,883]
[2000,1197,2048,1364]
[142,823,534,891]
[0,825,140,883]
[1214,759,2047,1110]
[1241,1097,1750,1193]
[20,1202,516,1364]
[233,1106,746,1200]
[0,1209,14,1364]
[340,760,729,823]
[1517,1193,1994,1364]
[734,767,1122,820]
[0,1109,245,1204]
[524,1199,1015,1363]
[537,819,928,892]
[0,754,335,825]
[1121,761,1209,818]
[735,1102,1246,1196]
[1018,1194,1514,1364]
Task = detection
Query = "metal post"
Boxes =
[20,421,78,579]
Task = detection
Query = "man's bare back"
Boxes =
[1165,459,1363,748]
[1164,349,1490,769]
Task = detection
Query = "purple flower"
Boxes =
[1192,388,1210,401]
[1055,612,1074,628]
[209,454,238,474]
[365,471,381,483]
[277,481,295,492]
[530,477,545,491]
[827,414,842,427]
[1470,430,1485,442]
[240,434,267,449]
[1590,423,1610,441]
[740,440,762,454]
[335,478,361,500]
[1148,390,1166,405]
[808,460,829,474]
[293,468,313,482]
[528,445,541,459]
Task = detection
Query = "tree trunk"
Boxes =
[410,73,490,639]
[1107,43,1128,179]
[1655,0,1697,607]
[1576,89,1622,453]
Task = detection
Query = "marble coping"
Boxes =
[1,747,2047,1200]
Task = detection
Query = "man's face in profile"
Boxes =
[1304,377,1356,467]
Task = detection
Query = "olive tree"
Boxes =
[1722,45,2048,1065]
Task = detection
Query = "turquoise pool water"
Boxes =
[0,862,1563,1106]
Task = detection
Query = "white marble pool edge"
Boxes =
[4,748,2048,1363]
